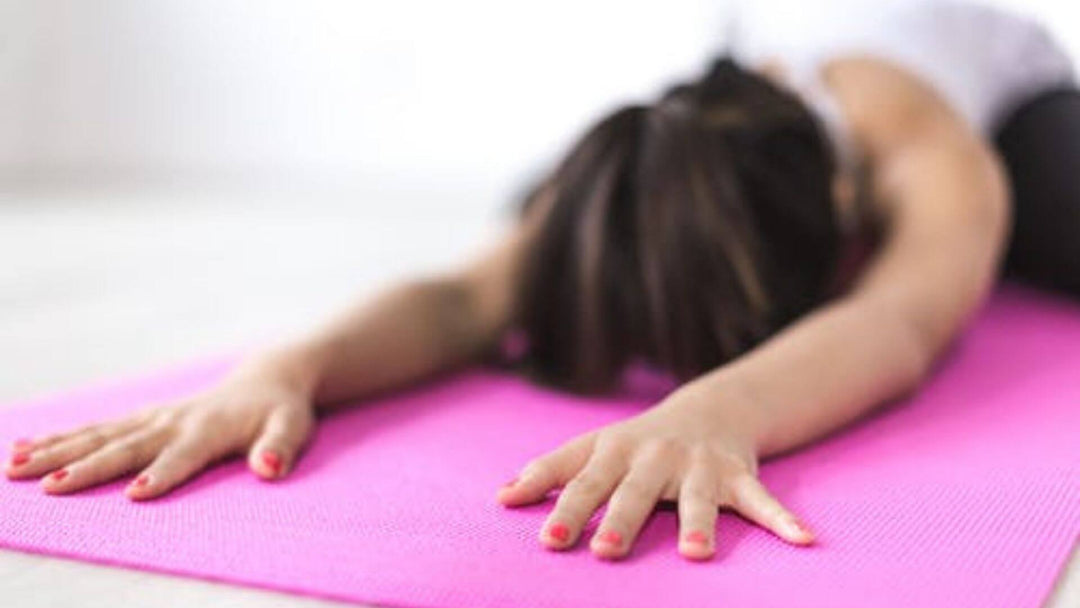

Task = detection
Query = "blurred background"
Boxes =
[0,0,733,401]
[0,1,1077,605]
[1,0,1078,400]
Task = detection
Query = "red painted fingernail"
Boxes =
[260,451,282,474]
[12,438,33,451]
[684,530,709,545]
[133,474,151,487]
[597,530,623,546]
[10,452,30,466]
[50,469,69,482]
[548,522,570,542]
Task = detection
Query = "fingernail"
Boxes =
[260,451,282,474]
[50,469,69,482]
[133,474,151,488]
[12,438,33,451]
[597,530,622,547]
[548,522,570,542]
[10,452,30,466]
[785,517,813,538]
[684,530,709,546]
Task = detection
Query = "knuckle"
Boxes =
[80,425,107,445]
[727,469,757,487]
[717,473,752,505]
[285,406,316,432]
[595,431,633,455]
[157,445,197,470]
[689,443,719,465]
[723,473,756,506]
[615,476,654,502]
[565,472,608,497]
[299,408,317,430]
[69,422,96,436]
[637,438,683,465]
[715,484,735,507]
[147,415,176,434]
[147,422,180,447]
[182,411,225,436]
[165,432,207,457]
[197,410,227,428]
[751,501,787,524]
[151,408,182,427]
[132,403,167,423]
[721,453,756,483]
[519,458,551,480]
[104,441,144,467]
[681,482,718,505]
[183,420,212,438]
[37,431,67,445]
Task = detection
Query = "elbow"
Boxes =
[890,312,942,395]
[410,273,504,359]
[897,338,935,394]
[852,293,939,395]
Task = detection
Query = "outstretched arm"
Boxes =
[7,219,530,498]
[682,56,1011,457]
[261,224,527,408]
[497,57,1011,561]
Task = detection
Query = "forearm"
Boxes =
[681,293,934,458]
[244,276,497,408]
[686,145,1007,458]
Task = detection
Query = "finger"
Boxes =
[8,436,42,453]
[540,449,625,550]
[677,464,720,560]
[9,411,152,455]
[125,433,226,500]
[41,427,169,495]
[498,432,596,506]
[6,422,136,480]
[590,455,670,560]
[728,473,814,545]
[247,405,315,480]
[9,429,90,455]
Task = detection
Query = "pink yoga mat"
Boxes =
[1,285,1078,607]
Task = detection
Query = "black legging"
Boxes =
[994,87,1080,298]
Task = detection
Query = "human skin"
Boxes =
[5,56,1009,561]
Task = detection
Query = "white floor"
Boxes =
[0,184,1075,607]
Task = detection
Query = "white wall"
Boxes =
[0,0,726,198]
[1,0,1077,198]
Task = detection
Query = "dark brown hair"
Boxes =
[512,56,842,394]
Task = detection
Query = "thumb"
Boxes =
[248,404,315,480]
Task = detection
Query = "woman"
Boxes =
[6,0,1078,561]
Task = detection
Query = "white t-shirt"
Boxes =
[725,0,1075,169]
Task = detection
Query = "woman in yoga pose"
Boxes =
[6,0,1078,560]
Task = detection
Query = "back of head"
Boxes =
[514,56,841,394]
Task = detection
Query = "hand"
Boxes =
[495,386,814,560]
[4,357,318,499]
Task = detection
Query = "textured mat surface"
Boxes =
[1,286,1078,608]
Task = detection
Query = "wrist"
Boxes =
[670,372,772,458]
[233,340,329,401]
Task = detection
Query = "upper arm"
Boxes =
[440,186,553,354]
[451,223,529,346]
[825,57,1012,359]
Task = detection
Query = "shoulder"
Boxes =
[819,55,977,158]
[819,55,1008,226]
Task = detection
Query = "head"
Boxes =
[512,56,842,394]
